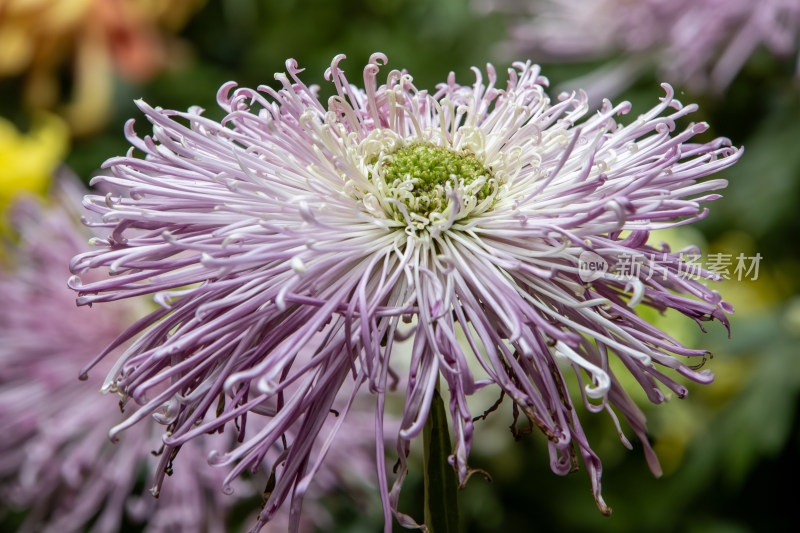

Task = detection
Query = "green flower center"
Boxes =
[373,143,494,221]
[383,143,491,195]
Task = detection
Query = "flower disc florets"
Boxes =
[364,139,497,232]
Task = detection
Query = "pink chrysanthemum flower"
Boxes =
[498,0,800,94]
[0,185,244,533]
[70,54,741,530]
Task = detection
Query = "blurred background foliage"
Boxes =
[1,0,798,531]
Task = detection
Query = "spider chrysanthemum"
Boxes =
[70,53,741,531]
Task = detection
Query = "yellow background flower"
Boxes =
[0,113,68,222]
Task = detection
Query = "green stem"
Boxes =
[423,381,460,533]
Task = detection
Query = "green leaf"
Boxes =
[423,383,461,533]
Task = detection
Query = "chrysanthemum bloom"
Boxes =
[0,186,244,533]
[70,54,741,530]
[495,0,800,95]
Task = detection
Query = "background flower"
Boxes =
[0,181,246,532]
[0,113,68,231]
[0,0,205,136]
[490,0,800,97]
